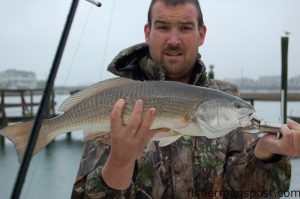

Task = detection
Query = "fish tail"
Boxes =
[0,121,34,162]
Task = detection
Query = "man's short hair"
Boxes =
[147,0,204,29]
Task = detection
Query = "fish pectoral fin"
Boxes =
[151,130,182,147]
[158,134,183,147]
[83,131,109,141]
[149,128,171,134]
[171,115,193,129]
[174,124,203,136]
[151,130,177,139]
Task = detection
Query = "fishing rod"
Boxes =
[86,0,102,7]
[10,0,101,198]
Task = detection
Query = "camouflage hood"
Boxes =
[107,43,207,85]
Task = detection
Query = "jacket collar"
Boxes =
[107,43,207,85]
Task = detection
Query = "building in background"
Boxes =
[0,69,37,89]
[223,75,300,91]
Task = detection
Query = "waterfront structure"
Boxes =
[256,75,281,89]
[224,75,300,91]
[0,69,37,89]
[290,75,300,90]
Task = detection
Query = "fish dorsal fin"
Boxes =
[58,77,138,112]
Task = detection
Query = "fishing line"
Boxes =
[98,0,116,81]
[63,5,93,87]
[10,0,79,198]
[22,153,42,198]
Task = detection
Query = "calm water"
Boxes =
[0,97,300,198]
[0,134,83,198]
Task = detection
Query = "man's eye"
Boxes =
[157,26,168,30]
[181,26,193,31]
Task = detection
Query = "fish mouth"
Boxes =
[239,112,255,127]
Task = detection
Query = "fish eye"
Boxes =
[233,102,242,109]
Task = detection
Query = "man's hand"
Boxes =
[102,99,157,190]
[254,120,300,160]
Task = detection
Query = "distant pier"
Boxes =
[240,92,300,104]
[0,89,56,144]
[241,92,300,123]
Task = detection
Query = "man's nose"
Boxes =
[166,29,181,46]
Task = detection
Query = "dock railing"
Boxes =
[240,92,300,105]
[0,89,55,144]
[240,91,300,123]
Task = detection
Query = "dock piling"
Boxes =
[281,36,289,124]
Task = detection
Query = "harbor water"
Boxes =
[0,96,300,198]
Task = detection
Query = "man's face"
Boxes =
[144,1,206,82]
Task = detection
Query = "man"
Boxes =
[72,0,300,198]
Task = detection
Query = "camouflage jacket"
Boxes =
[71,43,291,199]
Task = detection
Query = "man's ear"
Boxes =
[198,24,207,46]
[144,23,151,44]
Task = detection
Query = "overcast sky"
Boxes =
[0,0,299,86]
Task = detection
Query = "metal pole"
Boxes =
[10,0,79,198]
[281,36,289,124]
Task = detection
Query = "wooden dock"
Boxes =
[0,89,56,144]
[240,92,300,123]
[240,92,300,104]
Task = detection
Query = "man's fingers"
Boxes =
[127,100,144,132]
[259,121,300,157]
[278,124,300,157]
[135,108,157,140]
[280,124,288,134]
[110,99,125,132]
[287,120,300,156]
[293,132,300,156]
[287,120,300,131]
[140,108,156,129]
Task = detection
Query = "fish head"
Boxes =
[194,97,255,138]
